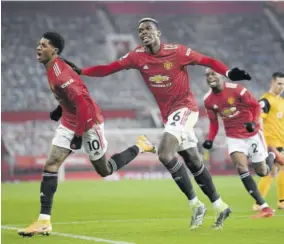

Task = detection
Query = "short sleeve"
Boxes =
[259,98,270,119]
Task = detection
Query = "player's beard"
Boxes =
[147,44,155,54]
[145,40,160,54]
[211,85,222,94]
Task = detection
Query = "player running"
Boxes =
[252,72,284,211]
[65,18,252,229]
[17,32,156,237]
[202,68,283,219]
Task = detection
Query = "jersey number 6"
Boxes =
[173,112,181,122]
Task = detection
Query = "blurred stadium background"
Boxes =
[1,1,284,182]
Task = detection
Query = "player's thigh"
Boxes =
[158,132,180,163]
[230,151,249,172]
[83,123,108,162]
[48,124,74,171]
[163,107,199,152]
[45,145,71,172]
[248,131,268,163]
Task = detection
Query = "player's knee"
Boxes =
[97,170,111,177]
[44,159,61,172]
[93,165,112,177]
[179,148,202,170]
[255,167,269,177]
[235,162,248,174]
[255,170,267,177]
[158,151,174,165]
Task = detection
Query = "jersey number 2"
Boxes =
[251,143,258,153]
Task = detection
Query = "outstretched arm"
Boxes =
[81,61,124,77]
[63,51,137,78]
[178,46,251,81]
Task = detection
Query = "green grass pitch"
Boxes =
[2,176,284,243]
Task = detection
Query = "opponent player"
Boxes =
[252,72,284,211]
[17,32,156,237]
[64,18,252,229]
[202,68,283,218]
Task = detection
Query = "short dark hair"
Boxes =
[272,72,284,79]
[42,32,65,55]
[138,17,159,29]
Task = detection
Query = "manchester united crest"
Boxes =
[164,61,173,70]
[227,97,235,105]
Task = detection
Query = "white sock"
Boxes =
[38,214,51,221]
[213,197,223,209]
[260,203,269,209]
[189,196,199,206]
[136,145,143,153]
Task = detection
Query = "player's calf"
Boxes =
[232,152,268,207]
[91,145,141,177]
[158,132,199,203]
[91,136,156,177]
[179,148,220,203]
[17,146,70,237]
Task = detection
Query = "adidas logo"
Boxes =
[143,65,149,70]
[40,192,45,197]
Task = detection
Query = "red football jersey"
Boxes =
[117,43,205,122]
[47,57,103,135]
[204,82,261,139]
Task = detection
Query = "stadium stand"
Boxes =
[1,1,283,165]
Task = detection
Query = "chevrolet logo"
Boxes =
[149,75,169,83]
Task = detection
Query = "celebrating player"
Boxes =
[17,32,156,237]
[252,72,284,211]
[65,18,252,229]
[202,68,283,219]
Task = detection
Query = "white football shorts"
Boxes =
[52,123,108,161]
[164,107,199,151]
[227,130,268,163]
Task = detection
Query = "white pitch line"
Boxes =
[4,214,284,227]
[1,226,135,244]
